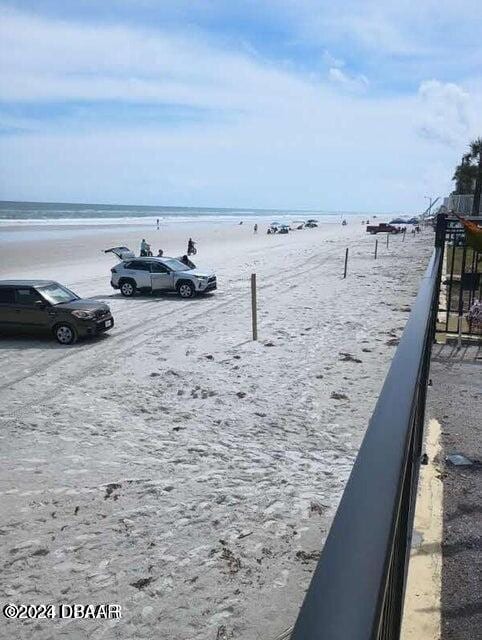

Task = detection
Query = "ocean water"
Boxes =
[0,200,353,226]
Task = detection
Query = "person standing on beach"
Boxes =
[140,238,149,256]
[187,238,196,255]
[156,218,160,230]
[254,223,258,233]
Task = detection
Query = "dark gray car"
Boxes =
[0,280,114,345]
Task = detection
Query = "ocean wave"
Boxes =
[0,213,347,226]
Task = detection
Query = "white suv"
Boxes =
[106,248,217,299]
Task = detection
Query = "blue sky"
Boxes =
[1,1,481,211]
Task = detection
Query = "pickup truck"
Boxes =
[366,223,400,235]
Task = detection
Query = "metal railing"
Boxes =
[291,242,443,639]
[436,215,482,337]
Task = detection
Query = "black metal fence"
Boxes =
[436,215,482,337]
[290,245,443,640]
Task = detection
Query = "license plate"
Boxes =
[105,319,112,328]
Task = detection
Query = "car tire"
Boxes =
[177,281,196,298]
[120,280,136,297]
[54,323,77,345]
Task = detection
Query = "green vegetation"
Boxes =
[452,138,482,214]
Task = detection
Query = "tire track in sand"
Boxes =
[0,245,341,405]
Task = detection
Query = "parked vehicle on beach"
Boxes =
[107,249,217,298]
[389,217,419,226]
[305,219,318,228]
[292,220,305,229]
[366,223,400,234]
[278,224,290,234]
[0,280,114,345]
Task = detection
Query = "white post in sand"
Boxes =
[251,273,258,341]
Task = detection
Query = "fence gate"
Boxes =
[436,215,482,338]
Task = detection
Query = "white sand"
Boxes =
[0,220,432,639]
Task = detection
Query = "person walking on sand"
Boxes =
[156,218,160,230]
[254,223,258,233]
[140,238,149,256]
[187,237,196,256]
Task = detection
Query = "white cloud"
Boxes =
[275,0,482,57]
[326,12,425,57]
[0,6,481,211]
[322,50,344,69]
[255,0,422,58]
[0,8,282,112]
[328,68,369,93]
[417,80,472,146]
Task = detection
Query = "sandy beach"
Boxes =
[0,220,432,640]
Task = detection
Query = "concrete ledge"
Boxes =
[401,418,443,640]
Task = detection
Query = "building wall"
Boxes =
[446,194,482,215]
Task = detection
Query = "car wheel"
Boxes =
[177,281,196,298]
[120,280,136,297]
[54,324,77,345]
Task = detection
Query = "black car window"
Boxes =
[0,287,15,304]
[37,284,77,305]
[150,262,169,274]
[127,261,150,271]
[15,287,42,306]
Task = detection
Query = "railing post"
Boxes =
[457,246,468,347]
[435,213,447,248]
[433,214,447,340]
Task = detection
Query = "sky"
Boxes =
[0,1,482,212]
